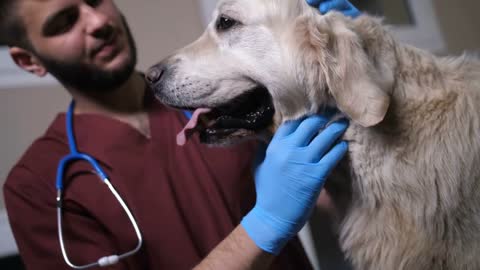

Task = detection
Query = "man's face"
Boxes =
[18,0,137,91]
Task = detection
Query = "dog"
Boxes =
[146,0,480,269]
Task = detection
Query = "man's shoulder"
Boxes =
[5,116,68,188]
[21,131,68,166]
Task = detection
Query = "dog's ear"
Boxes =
[295,14,391,127]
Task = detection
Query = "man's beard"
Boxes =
[34,16,137,93]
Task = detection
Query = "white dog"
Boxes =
[146,0,480,269]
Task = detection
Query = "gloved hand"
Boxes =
[241,115,348,255]
[306,0,360,17]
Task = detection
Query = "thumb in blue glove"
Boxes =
[306,0,360,17]
[241,115,348,255]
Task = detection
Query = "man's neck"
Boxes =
[70,72,147,115]
[68,72,152,138]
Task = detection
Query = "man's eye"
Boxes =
[44,10,79,36]
[85,0,102,7]
[215,16,238,32]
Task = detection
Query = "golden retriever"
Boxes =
[146,0,480,269]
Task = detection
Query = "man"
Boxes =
[1,0,358,269]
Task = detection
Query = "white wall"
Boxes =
[198,0,219,25]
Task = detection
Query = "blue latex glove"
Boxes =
[306,0,360,17]
[241,115,348,255]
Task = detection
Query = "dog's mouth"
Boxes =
[176,86,275,145]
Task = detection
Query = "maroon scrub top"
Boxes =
[3,94,312,269]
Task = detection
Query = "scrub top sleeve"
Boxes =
[3,166,138,270]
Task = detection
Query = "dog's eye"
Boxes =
[216,15,238,32]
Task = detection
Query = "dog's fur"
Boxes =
[150,0,480,269]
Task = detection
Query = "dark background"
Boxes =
[0,255,25,270]
[351,0,414,25]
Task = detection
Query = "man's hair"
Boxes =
[0,0,32,49]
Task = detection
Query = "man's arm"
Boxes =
[196,115,348,269]
[194,226,274,270]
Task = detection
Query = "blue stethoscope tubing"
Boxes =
[183,110,193,119]
[56,100,143,269]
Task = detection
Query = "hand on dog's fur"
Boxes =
[242,115,348,255]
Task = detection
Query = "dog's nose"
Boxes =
[145,66,164,84]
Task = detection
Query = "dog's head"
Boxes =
[147,0,394,145]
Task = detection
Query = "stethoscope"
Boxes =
[56,100,143,269]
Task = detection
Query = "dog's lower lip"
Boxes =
[211,104,274,130]
[199,128,255,144]
[202,128,236,137]
[195,87,274,144]
[166,84,274,145]
[199,129,234,144]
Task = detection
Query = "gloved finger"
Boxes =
[273,118,304,141]
[319,0,349,14]
[305,119,348,162]
[343,7,361,18]
[313,141,348,177]
[288,115,329,147]
[305,0,327,7]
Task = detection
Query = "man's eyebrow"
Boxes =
[41,6,75,35]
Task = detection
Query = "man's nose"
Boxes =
[92,24,114,40]
[84,6,112,38]
[145,65,165,85]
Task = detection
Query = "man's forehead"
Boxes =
[18,0,70,27]
[20,0,67,10]
[19,0,72,17]
[14,0,68,40]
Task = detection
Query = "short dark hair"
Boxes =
[0,0,32,49]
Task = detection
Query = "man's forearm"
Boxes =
[194,225,274,270]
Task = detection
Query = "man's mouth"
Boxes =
[91,33,119,60]
[176,86,275,145]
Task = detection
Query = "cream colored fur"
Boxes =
[155,0,480,269]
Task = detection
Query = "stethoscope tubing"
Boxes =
[56,100,143,269]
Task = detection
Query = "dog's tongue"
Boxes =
[177,108,212,146]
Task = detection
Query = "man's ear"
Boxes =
[323,15,390,127]
[9,47,47,77]
[295,13,391,127]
